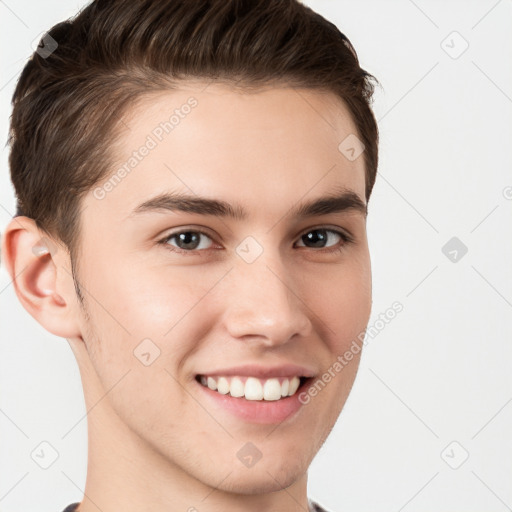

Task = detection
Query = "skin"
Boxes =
[2,82,372,512]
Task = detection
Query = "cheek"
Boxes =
[78,267,210,432]
[312,258,372,351]
[90,264,223,367]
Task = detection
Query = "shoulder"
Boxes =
[60,503,80,512]
[309,498,334,512]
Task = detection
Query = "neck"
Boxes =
[69,339,311,512]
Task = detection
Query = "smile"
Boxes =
[196,374,308,401]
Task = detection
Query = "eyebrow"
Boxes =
[128,187,367,220]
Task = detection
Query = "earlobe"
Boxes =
[1,216,82,338]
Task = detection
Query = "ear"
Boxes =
[1,216,82,339]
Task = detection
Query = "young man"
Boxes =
[1,1,379,511]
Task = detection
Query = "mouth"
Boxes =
[195,374,311,401]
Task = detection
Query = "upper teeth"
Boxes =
[199,375,301,401]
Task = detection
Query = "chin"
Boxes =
[219,453,309,495]
[219,468,303,495]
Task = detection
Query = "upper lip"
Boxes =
[196,363,317,379]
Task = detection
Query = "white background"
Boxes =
[1,1,511,511]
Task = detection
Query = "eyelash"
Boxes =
[157,227,354,256]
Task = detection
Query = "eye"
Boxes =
[158,229,215,254]
[295,228,352,252]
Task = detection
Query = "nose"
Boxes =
[221,253,313,347]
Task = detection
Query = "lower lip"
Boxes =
[195,378,312,424]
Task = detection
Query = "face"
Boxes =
[73,82,372,493]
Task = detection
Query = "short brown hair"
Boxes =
[8,0,379,272]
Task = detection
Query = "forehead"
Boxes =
[85,82,366,226]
